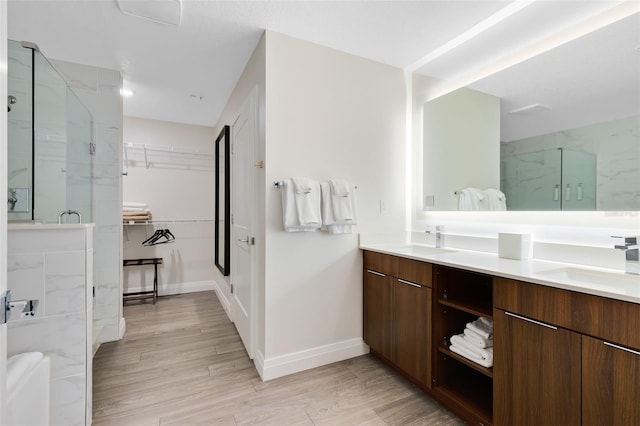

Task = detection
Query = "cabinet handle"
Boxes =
[397,278,421,288]
[366,269,385,277]
[505,311,557,330]
[604,341,640,356]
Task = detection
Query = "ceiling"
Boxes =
[6,0,630,128]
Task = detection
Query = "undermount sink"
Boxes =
[391,245,457,256]
[536,266,639,289]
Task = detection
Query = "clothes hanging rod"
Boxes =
[273,180,357,189]
[124,142,214,158]
[123,219,215,225]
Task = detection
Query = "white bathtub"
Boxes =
[7,352,50,426]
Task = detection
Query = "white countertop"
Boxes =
[360,243,640,305]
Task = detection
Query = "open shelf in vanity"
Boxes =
[432,265,494,425]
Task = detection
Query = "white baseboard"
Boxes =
[212,280,233,320]
[256,338,368,381]
[124,280,216,297]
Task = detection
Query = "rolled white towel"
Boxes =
[463,328,493,348]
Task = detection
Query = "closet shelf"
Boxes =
[123,219,214,225]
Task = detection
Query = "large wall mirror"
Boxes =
[423,13,639,211]
[215,125,230,276]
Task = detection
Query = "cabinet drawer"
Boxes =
[364,251,397,276]
[494,277,640,350]
[397,257,432,287]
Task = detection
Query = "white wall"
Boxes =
[423,87,500,211]
[122,117,217,296]
[261,31,407,378]
[52,59,123,343]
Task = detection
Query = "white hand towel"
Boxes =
[450,334,494,366]
[123,201,148,208]
[450,342,493,368]
[466,319,493,339]
[320,182,353,234]
[458,187,486,211]
[484,188,507,211]
[291,177,321,226]
[281,179,320,232]
[479,316,494,328]
[463,327,493,348]
[329,179,356,222]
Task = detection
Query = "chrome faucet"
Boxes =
[613,236,639,275]
[426,225,444,248]
[58,209,82,224]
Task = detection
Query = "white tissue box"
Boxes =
[498,233,532,260]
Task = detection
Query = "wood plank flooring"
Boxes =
[92,291,463,425]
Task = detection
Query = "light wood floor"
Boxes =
[92,291,463,426]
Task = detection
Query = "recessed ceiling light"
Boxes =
[120,88,134,97]
[116,0,182,26]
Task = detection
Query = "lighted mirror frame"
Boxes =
[215,125,230,276]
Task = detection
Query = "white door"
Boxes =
[231,88,258,359]
[1,2,9,421]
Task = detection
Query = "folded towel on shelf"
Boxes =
[484,188,507,211]
[123,207,150,213]
[281,178,321,232]
[466,318,493,339]
[291,177,321,226]
[479,316,493,328]
[329,179,355,222]
[320,181,357,234]
[123,201,148,208]
[458,187,486,211]
[449,342,493,368]
[463,328,493,348]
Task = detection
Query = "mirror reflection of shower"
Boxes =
[7,40,93,223]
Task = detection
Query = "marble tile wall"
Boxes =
[501,114,640,210]
[51,59,123,344]
[7,225,93,426]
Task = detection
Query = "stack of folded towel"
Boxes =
[123,202,152,222]
[449,316,494,368]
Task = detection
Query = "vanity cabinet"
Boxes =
[494,277,640,426]
[363,250,640,426]
[582,335,640,425]
[493,309,581,425]
[363,251,432,387]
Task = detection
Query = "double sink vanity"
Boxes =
[360,242,639,426]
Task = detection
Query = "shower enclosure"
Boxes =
[501,147,596,211]
[7,40,93,223]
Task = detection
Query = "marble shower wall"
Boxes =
[51,59,123,343]
[7,225,94,426]
[501,114,640,210]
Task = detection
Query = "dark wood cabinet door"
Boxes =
[394,279,431,387]
[582,335,640,426]
[494,310,581,426]
[363,269,393,361]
